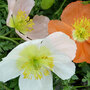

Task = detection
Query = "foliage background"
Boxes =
[0,0,90,90]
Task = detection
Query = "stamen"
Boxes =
[9,10,34,34]
[16,45,54,80]
[72,17,90,42]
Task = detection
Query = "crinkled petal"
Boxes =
[19,72,53,90]
[13,0,35,16]
[83,42,90,63]
[26,15,49,39]
[0,56,20,82]
[48,20,73,38]
[73,42,85,63]
[61,1,90,26]
[42,32,77,60]
[6,0,16,26]
[73,41,90,63]
[52,54,75,80]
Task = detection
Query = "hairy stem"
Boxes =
[0,36,19,45]
[54,0,67,18]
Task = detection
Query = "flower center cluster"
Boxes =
[16,45,54,80]
[72,17,90,42]
[9,10,34,34]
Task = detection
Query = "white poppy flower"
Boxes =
[0,32,76,90]
[6,0,49,40]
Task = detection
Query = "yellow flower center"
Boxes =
[72,17,90,42]
[9,10,34,34]
[16,45,54,80]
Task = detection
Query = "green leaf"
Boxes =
[71,75,79,80]
[9,81,17,88]
[41,0,55,9]
[63,86,75,90]
[82,71,90,86]
[82,1,90,5]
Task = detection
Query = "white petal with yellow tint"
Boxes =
[13,0,35,16]
[7,40,42,58]
[42,32,77,60]
[0,39,43,82]
[26,15,49,39]
[19,72,53,90]
[52,54,75,80]
[0,56,20,82]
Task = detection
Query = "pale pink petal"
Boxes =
[13,0,35,16]
[7,0,16,12]
[16,15,50,40]
[6,0,16,26]
[26,15,49,39]
[15,30,30,41]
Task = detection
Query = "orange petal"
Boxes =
[48,20,73,38]
[61,1,90,26]
[73,41,90,63]
[83,41,90,63]
[73,42,85,63]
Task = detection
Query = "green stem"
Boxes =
[11,38,23,40]
[74,85,89,88]
[0,36,19,45]
[54,0,67,18]
[3,30,13,36]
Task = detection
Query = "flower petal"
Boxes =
[19,72,53,90]
[73,42,85,63]
[73,41,90,63]
[16,15,49,40]
[27,15,49,39]
[48,20,73,38]
[0,40,43,82]
[83,42,90,63]
[61,1,90,26]
[15,30,30,41]
[0,56,20,82]
[42,32,77,60]
[52,54,75,80]
[13,0,35,16]
[7,0,16,11]
[0,41,33,82]
[6,0,16,26]
[7,40,43,58]
[87,38,90,44]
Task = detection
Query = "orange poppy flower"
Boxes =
[48,1,90,63]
